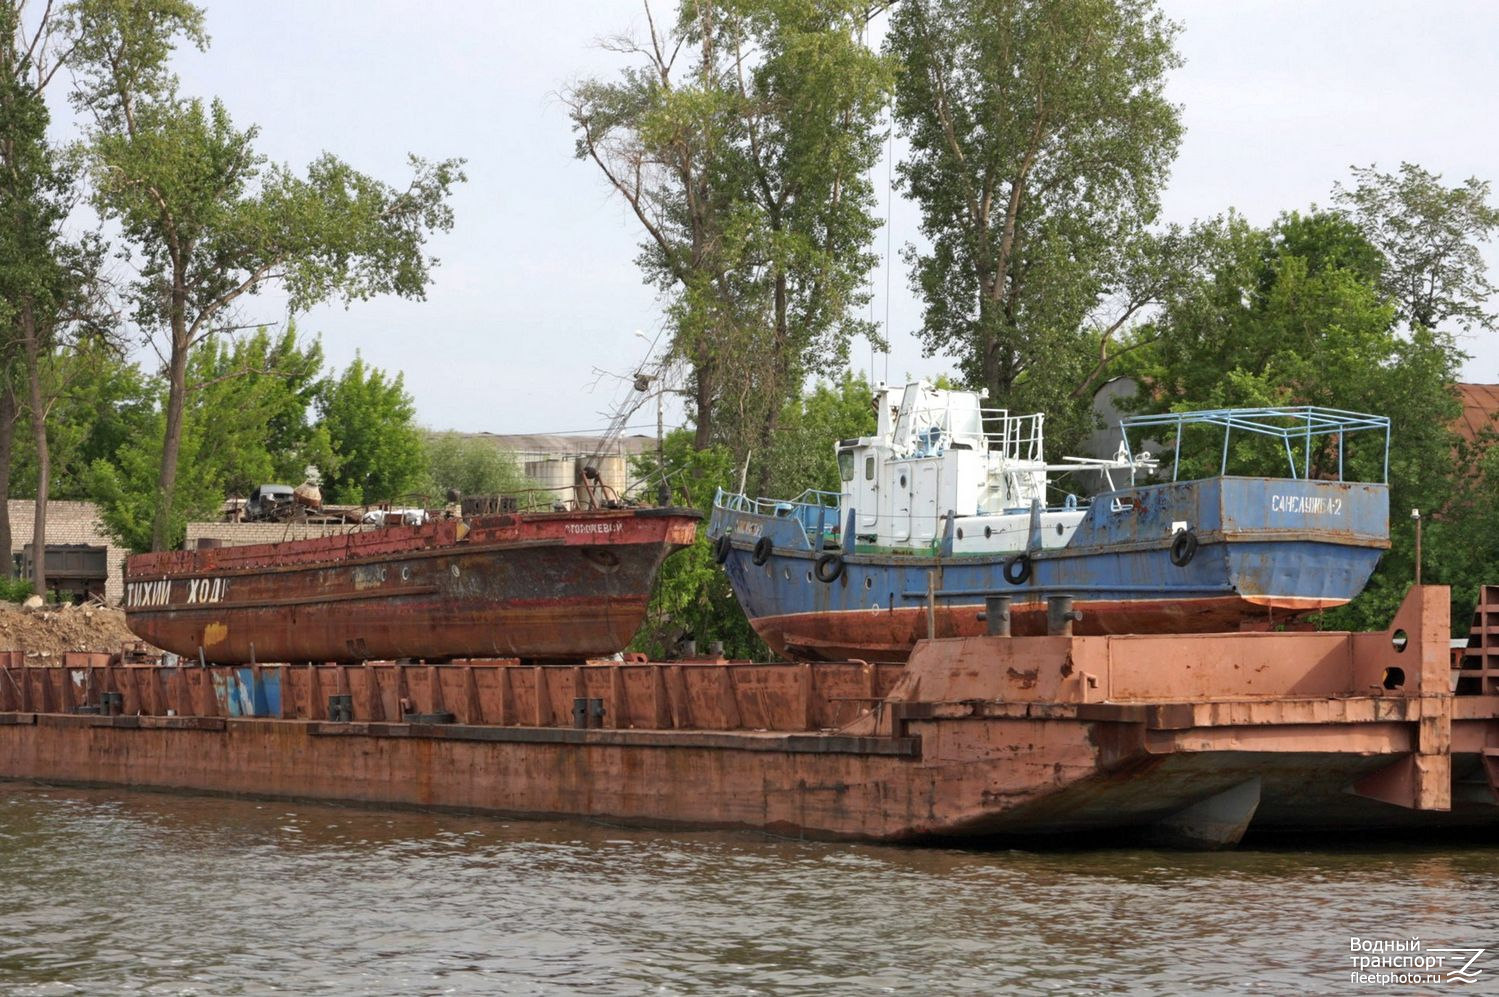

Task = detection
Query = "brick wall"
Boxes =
[7,500,128,603]
[185,522,367,547]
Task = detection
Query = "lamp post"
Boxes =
[1411,508,1422,586]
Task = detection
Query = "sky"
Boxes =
[88,0,1499,436]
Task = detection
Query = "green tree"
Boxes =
[1,0,117,592]
[760,370,875,497]
[87,327,334,550]
[568,0,893,466]
[73,1,464,550]
[420,432,536,502]
[886,0,1183,453]
[629,430,766,659]
[1334,163,1499,334]
[1129,209,1466,630]
[10,336,154,500]
[316,355,424,505]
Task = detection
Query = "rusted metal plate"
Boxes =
[124,508,700,663]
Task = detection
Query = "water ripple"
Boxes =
[1,787,1495,995]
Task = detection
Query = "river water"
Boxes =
[1,786,1495,996]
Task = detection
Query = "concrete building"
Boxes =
[459,433,658,505]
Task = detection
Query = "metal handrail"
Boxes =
[1119,406,1392,483]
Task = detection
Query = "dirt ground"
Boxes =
[0,602,155,660]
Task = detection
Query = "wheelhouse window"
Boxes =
[837,449,855,482]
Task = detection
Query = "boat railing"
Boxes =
[1120,406,1392,483]
[714,488,842,546]
[979,409,1045,463]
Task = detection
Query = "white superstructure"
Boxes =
[837,382,1143,553]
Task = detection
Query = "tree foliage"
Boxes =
[419,432,536,502]
[1334,163,1499,334]
[630,431,765,659]
[315,354,425,506]
[759,370,875,497]
[886,0,1184,454]
[568,0,892,470]
[87,327,335,550]
[1127,208,1468,630]
[74,0,463,549]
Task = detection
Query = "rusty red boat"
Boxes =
[123,507,700,664]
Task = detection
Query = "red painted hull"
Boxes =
[124,508,700,663]
[754,596,1345,663]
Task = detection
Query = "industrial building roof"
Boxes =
[452,433,657,457]
[1456,383,1499,443]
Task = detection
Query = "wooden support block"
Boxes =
[426,666,445,715]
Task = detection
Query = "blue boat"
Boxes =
[707,382,1391,662]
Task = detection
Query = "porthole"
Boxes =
[1055,523,1064,536]
[956,528,964,540]
[984,526,992,539]
[450,564,460,577]
[806,571,813,583]
[899,473,907,488]
[864,576,873,589]
[401,565,412,581]
[783,568,791,581]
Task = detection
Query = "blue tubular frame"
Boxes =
[1119,407,1392,483]
[714,487,842,545]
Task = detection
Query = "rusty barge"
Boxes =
[122,507,701,664]
[5,585,1499,848]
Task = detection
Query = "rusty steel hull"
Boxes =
[751,595,1323,663]
[124,508,700,663]
[6,585,1497,848]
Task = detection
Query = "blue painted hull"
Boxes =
[709,477,1389,661]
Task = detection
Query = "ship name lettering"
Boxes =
[564,522,623,535]
[1271,494,1343,516]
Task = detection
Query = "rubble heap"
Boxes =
[0,601,155,660]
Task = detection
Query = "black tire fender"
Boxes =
[752,536,774,566]
[1170,529,1199,567]
[1003,553,1032,585]
[714,533,733,564]
[814,551,845,583]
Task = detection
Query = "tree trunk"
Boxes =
[20,302,46,595]
[0,380,15,581]
[150,327,191,552]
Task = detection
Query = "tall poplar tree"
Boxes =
[886,0,1183,444]
[567,0,892,467]
[72,1,464,550]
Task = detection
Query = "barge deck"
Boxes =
[3,585,1498,849]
